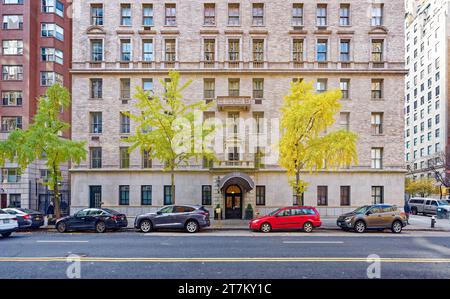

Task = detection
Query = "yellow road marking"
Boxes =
[0,257,449,263]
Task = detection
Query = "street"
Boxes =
[1,230,450,279]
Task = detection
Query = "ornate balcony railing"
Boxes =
[216,96,252,111]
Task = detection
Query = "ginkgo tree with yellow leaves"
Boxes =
[279,80,358,206]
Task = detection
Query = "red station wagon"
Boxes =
[249,206,322,233]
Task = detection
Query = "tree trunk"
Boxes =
[295,166,303,206]
[52,164,61,219]
[171,167,175,204]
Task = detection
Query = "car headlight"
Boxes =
[344,217,353,222]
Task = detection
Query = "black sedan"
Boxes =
[2,208,45,228]
[56,208,128,233]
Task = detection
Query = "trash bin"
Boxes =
[437,208,448,219]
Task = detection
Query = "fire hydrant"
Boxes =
[431,216,436,228]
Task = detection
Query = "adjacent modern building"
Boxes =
[404,0,449,182]
[0,0,72,211]
[70,0,406,218]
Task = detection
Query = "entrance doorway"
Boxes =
[225,185,242,219]
[1,194,6,209]
[89,186,102,208]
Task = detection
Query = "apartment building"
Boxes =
[0,0,72,211]
[70,0,406,218]
[404,0,449,182]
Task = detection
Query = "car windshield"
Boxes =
[102,208,120,215]
[19,208,35,214]
[268,209,281,216]
[353,206,371,214]
[437,201,449,206]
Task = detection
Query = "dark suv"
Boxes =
[134,205,210,233]
[337,204,407,233]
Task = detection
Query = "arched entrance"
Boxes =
[225,185,243,219]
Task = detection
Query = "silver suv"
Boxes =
[408,198,450,216]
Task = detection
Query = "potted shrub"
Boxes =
[244,204,254,220]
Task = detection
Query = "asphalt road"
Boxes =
[1,230,450,279]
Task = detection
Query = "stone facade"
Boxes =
[70,0,406,218]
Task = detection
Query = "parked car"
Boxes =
[2,208,45,229]
[56,208,128,233]
[408,198,450,216]
[135,205,210,233]
[249,206,322,233]
[337,204,407,233]
[0,209,18,238]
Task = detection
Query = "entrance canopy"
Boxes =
[219,172,255,192]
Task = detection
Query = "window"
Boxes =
[252,3,264,26]
[371,186,384,204]
[340,186,351,206]
[371,40,384,62]
[120,39,131,61]
[316,79,327,93]
[204,3,216,25]
[120,112,130,134]
[1,168,21,183]
[340,79,350,99]
[340,40,350,61]
[120,147,130,169]
[256,186,266,206]
[90,79,103,99]
[3,0,24,4]
[142,39,153,61]
[90,147,102,169]
[228,39,240,61]
[42,0,64,17]
[371,4,383,26]
[228,3,240,26]
[292,3,303,26]
[40,72,63,86]
[340,112,350,131]
[90,4,103,26]
[2,15,23,30]
[371,148,383,169]
[164,185,174,205]
[142,150,152,168]
[316,4,327,26]
[204,79,215,99]
[228,79,240,97]
[2,40,23,55]
[41,23,64,41]
[91,39,103,61]
[339,4,350,26]
[1,116,22,132]
[41,48,63,64]
[371,79,383,99]
[1,91,22,106]
[253,112,264,134]
[204,39,215,61]
[202,185,212,205]
[164,39,176,61]
[317,186,328,206]
[120,78,131,99]
[141,186,152,205]
[142,79,153,95]
[120,4,132,26]
[142,4,153,26]
[90,112,102,134]
[371,113,383,135]
[119,186,130,205]
[253,79,264,99]
[2,65,23,81]
[317,39,328,61]
[165,4,176,26]
[292,39,304,62]
[252,39,264,62]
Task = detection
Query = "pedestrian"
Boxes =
[404,201,411,225]
[46,201,55,217]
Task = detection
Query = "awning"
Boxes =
[219,172,255,192]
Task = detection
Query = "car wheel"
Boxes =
[260,222,272,233]
[95,221,106,233]
[391,221,403,234]
[303,222,313,233]
[1,232,11,238]
[411,208,418,215]
[354,221,366,233]
[56,222,66,233]
[185,220,199,233]
[139,220,153,233]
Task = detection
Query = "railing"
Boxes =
[216,96,252,111]
[212,161,255,169]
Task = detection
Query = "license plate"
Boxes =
[35,217,41,221]
[3,219,10,224]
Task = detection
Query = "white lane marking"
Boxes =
[283,241,344,244]
[36,240,89,243]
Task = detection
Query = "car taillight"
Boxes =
[12,218,18,221]
[23,214,31,220]
[111,216,118,220]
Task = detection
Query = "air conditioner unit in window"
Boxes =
[143,26,152,31]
